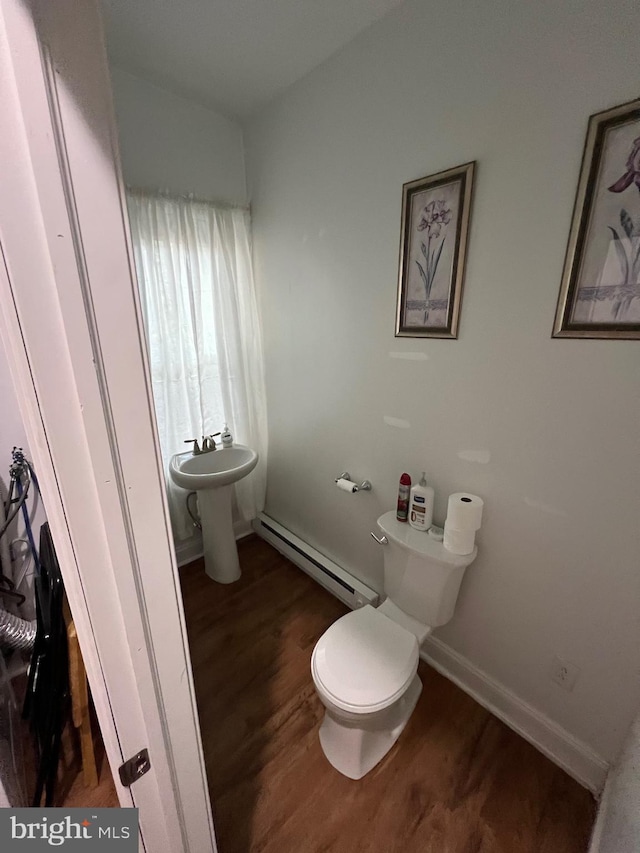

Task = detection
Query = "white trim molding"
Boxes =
[0,1,216,849]
[175,534,204,568]
[421,635,609,794]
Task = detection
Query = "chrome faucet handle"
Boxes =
[201,432,222,452]
[185,438,201,455]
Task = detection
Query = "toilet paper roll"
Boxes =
[336,477,357,493]
[443,524,476,556]
[446,493,484,531]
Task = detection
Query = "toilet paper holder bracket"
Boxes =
[335,472,372,492]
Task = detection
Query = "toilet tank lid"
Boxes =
[377,511,477,567]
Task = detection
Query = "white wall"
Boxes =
[245,0,640,776]
[110,66,247,205]
[0,345,29,462]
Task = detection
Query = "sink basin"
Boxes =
[169,445,258,490]
[169,444,259,585]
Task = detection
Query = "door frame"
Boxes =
[0,2,216,850]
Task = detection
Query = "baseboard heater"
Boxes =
[253,513,379,610]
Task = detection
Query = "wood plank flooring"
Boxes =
[59,749,118,809]
[180,535,596,853]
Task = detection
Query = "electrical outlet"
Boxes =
[550,656,580,692]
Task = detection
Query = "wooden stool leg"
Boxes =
[67,621,99,789]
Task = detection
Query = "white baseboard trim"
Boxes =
[234,519,253,540]
[174,534,203,567]
[421,635,609,794]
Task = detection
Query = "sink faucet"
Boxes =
[185,432,221,455]
[202,433,222,453]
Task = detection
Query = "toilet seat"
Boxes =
[312,605,419,713]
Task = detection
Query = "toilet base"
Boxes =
[318,674,423,780]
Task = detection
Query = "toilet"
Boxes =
[311,510,477,779]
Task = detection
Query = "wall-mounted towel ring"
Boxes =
[334,472,372,493]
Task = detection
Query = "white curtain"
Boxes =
[127,190,268,541]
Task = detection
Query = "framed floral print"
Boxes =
[553,98,640,339]
[395,161,475,339]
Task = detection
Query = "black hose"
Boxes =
[0,472,30,540]
[186,491,201,530]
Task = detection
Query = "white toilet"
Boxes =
[311,510,477,779]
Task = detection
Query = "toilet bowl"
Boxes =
[311,510,477,779]
[311,603,424,779]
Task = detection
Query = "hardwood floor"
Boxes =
[58,748,118,809]
[180,536,596,853]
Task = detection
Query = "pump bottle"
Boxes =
[409,472,434,531]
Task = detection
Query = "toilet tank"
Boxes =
[376,511,476,627]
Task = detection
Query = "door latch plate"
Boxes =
[118,748,151,787]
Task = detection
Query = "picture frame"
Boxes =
[395,161,475,339]
[553,97,640,339]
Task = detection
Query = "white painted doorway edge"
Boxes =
[0,2,216,851]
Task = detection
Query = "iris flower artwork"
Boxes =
[554,98,640,339]
[415,200,452,325]
[396,162,475,339]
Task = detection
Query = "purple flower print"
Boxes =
[415,199,451,323]
[609,136,640,193]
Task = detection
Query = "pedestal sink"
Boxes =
[169,445,258,583]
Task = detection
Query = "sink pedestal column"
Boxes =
[197,485,241,584]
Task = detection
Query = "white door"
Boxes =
[0,1,216,851]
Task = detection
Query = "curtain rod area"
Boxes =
[126,185,251,213]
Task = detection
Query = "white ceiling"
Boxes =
[101,0,403,120]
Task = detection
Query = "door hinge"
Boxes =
[118,748,151,787]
